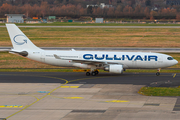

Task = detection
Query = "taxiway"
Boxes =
[0,72,180,120]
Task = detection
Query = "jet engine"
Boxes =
[104,65,123,74]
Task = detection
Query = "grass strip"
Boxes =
[0,69,74,72]
[138,87,180,96]
[2,27,180,48]
[126,69,180,73]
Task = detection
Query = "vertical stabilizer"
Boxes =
[6,24,41,51]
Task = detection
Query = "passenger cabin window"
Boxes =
[167,57,174,60]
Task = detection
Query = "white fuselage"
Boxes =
[26,49,178,69]
[6,24,178,75]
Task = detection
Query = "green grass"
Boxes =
[126,69,180,73]
[138,87,180,96]
[0,68,74,72]
[0,26,180,71]
[2,27,180,48]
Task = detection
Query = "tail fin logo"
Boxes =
[13,34,28,45]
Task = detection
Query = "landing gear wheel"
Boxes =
[95,71,99,75]
[86,72,90,76]
[92,72,96,76]
[156,72,160,76]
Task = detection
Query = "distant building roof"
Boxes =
[5,14,24,23]
[87,3,113,8]
[5,14,24,16]
[166,0,180,5]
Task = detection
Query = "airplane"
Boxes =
[6,24,178,76]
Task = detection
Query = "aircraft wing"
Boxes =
[54,54,122,65]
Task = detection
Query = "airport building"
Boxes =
[87,3,113,9]
[95,18,104,23]
[5,14,24,23]
[166,0,180,5]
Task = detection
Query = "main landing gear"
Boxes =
[156,68,161,76]
[86,70,99,76]
[86,72,91,76]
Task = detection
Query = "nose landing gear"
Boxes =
[156,68,161,76]
[156,72,160,76]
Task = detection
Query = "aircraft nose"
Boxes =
[174,59,178,65]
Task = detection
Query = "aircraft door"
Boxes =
[158,55,163,63]
[156,55,163,67]
[79,54,82,59]
[40,51,45,62]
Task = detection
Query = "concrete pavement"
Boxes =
[1,25,180,28]
[0,72,179,120]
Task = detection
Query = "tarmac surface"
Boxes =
[2,25,180,28]
[0,72,179,85]
[0,72,180,120]
[1,47,180,53]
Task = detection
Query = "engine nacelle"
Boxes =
[104,65,123,74]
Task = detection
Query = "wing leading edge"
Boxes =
[54,54,122,65]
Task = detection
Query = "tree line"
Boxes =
[1,2,180,20]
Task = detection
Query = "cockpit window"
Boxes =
[167,57,174,60]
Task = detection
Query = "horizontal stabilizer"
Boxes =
[10,49,28,57]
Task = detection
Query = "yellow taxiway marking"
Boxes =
[60,86,79,88]
[0,105,23,108]
[105,100,129,103]
[6,76,68,119]
[73,69,89,72]
[69,76,108,82]
[5,75,110,119]
[50,95,83,99]
[173,73,176,78]
[63,97,83,99]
